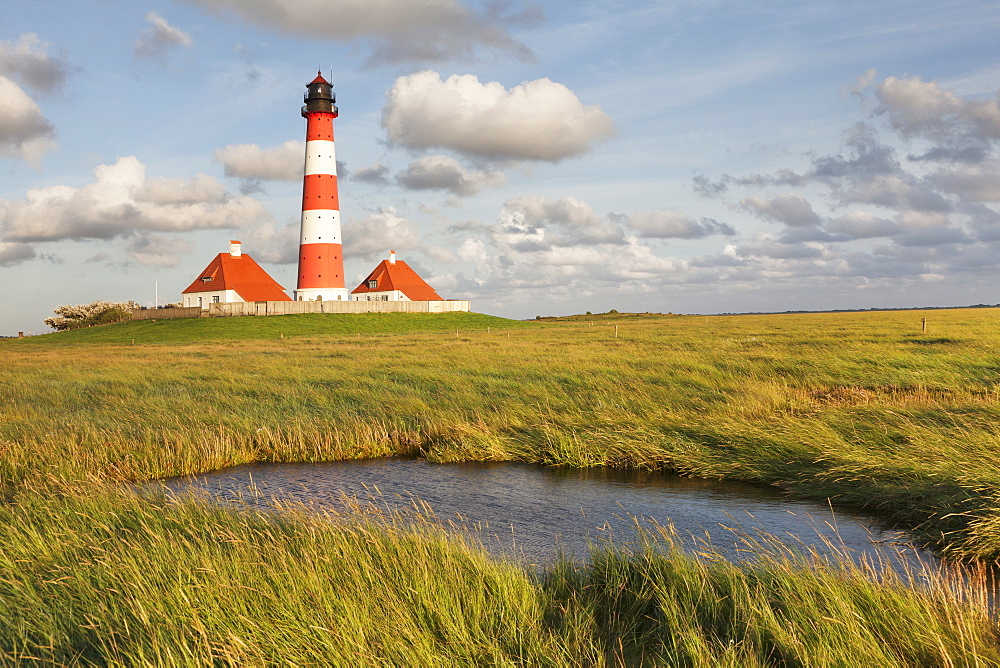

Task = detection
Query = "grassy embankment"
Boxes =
[1,487,997,665]
[1,309,999,664]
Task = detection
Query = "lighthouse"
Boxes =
[294,72,347,301]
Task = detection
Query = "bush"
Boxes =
[44,300,141,331]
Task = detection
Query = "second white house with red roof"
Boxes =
[351,251,442,302]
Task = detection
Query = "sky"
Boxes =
[2,0,1000,334]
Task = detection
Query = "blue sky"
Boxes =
[2,0,1000,334]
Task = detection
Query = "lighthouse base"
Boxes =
[294,288,349,302]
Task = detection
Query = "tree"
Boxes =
[44,300,141,331]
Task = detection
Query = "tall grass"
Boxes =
[0,487,566,665]
[545,525,1000,666]
[3,309,1000,663]
[0,487,996,666]
[3,309,999,557]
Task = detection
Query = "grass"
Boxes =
[0,487,995,666]
[15,311,526,345]
[3,309,999,557]
[2,308,1000,664]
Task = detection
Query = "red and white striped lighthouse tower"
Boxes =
[294,72,348,301]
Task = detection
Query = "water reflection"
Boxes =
[149,459,933,570]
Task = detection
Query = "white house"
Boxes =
[350,251,443,302]
[182,241,291,308]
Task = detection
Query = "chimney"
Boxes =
[389,250,396,265]
[230,240,242,257]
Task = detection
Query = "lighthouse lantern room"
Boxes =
[294,72,348,302]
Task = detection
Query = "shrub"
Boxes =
[44,300,141,331]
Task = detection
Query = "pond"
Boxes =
[150,459,935,571]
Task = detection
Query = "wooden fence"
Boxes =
[131,307,203,320]
[131,300,471,321]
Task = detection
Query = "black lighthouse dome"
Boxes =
[302,71,338,117]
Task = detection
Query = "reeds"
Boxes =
[0,487,995,665]
[3,309,999,557]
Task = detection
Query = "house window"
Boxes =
[212,296,220,303]
[367,279,378,289]
[201,276,213,282]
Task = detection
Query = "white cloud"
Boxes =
[736,238,824,260]
[0,241,35,267]
[604,242,685,280]
[0,156,267,242]
[0,35,65,165]
[0,34,70,93]
[396,155,506,195]
[352,162,391,185]
[896,210,949,229]
[134,12,193,60]
[213,140,304,181]
[834,173,951,212]
[873,75,1000,142]
[851,68,877,96]
[458,238,488,264]
[423,245,457,264]
[826,211,899,239]
[184,0,531,65]
[136,173,227,205]
[240,220,299,264]
[451,197,709,304]
[126,233,193,267]
[895,226,972,247]
[931,162,1000,202]
[536,245,605,267]
[343,207,421,261]
[381,71,615,162]
[0,76,55,165]
[502,195,624,245]
[424,270,456,291]
[739,194,821,227]
[449,194,746,303]
[627,210,735,239]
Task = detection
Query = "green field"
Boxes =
[1,309,998,664]
[18,310,525,345]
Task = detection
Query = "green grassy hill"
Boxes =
[9,311,530,346]
[2,308,999,663]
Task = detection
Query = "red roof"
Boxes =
[351,258,442,300]
[310,71,330,85]
[182,252,291,301]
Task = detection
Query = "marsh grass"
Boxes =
[0,486,566,665]
[3,305,1000,663]
[4,309,999,557]
[545,523,1000,666]
[0,487,996,666]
